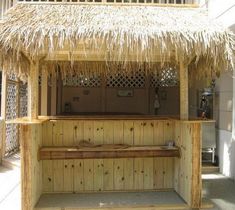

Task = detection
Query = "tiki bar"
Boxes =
[0,2,234,210]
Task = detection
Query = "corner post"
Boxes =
[179,60,189,120]
[28,60,39,120]
[0,69,7,159]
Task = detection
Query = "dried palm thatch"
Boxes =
[0,3,234,79]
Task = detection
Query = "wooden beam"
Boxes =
[179,61,188,120]
[50,73,57,116]
[1,70,7,120]
[0,70,7,159]
[39,146,180,160]
[28,60,39,120]
[40,68,48,116]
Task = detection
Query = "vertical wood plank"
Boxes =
[113,121,124,190]
[164,121,175,144]
[73,121,84,192]
[93,121,104,191]
[52,120,64,192]
[103,121,114,190]
[123,121,134,190]
[63,121,74,146]
[74,159,84,192]
[52,121,63,146]
[133,121,144,190]
[163,158,174,188]
[53,160,64,192]
[74,121,84,145]
[153,157,164,189]
[42,121,53,146]
[143,121,154,189]
[153,121,164,145]
[42,121,53,192]
[42,160,53,192]
[63,160,74,192]
[174,121,181,192]
[83,121,94,191]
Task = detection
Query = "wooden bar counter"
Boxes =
[15,116,208,210]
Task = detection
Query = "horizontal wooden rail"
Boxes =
[39,145,180,160]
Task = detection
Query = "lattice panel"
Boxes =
[5,124,19,156]
[6,82,18,120]
[5,82,19,156]
[151,67,179,87]
[7,73,17,82]
[63,75,101,87]
[19,83,28,117]
[107,72,145,88]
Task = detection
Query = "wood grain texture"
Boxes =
[174,121,202,208]
[28,60,39,119]
[179,61,188,120]
[20,123,43,210]
[39,146,180,160]
[40,119,184,194]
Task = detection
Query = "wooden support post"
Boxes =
[28,60,39,120]
[21,125,33,210]
[0,70,7,159]
[191,123,202,208]
[57,73,62,115]
[50,73,57,116]
[179,61,189,120]
[101,73,106,112]
[40,68,48,116]
[20,123,43,210]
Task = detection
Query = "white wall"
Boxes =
[214,72,234,178]
[206,0,235,179]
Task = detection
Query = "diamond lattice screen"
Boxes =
[151,67,179,87]
[106,72,145,88]
[19,83,28,117]
[5,80,19,156]
[63,75,101,87]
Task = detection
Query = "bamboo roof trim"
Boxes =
[0,3,234,79]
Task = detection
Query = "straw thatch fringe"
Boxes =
[41,61,178,80]
[0,3,234,80]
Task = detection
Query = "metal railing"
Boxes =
[0,0,15,19]
[16,0,199,6]
[0,0,199,19]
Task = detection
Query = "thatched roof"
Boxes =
[0,3,234,79]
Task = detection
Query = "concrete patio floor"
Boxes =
[0,164,235,210]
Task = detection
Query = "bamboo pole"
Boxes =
[179,60,188,120]
[28,60,39,120]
